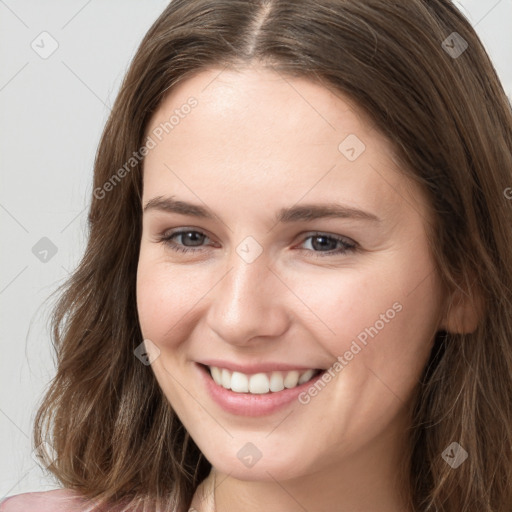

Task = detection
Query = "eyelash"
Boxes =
[157,229,357,258]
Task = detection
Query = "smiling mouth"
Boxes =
[200,364,324,395]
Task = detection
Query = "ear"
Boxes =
[439,283,484,334]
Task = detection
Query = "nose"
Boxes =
[205,247,290,347]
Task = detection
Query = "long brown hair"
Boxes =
[33,1,512,510]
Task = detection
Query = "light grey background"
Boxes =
[1,0,511,499]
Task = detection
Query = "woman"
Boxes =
[2,0,511,511]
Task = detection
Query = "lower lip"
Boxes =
[196,363,326,417]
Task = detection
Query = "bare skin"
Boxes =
[136,64,472,512]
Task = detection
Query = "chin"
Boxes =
[206,447,313,482]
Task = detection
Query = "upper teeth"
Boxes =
[208,366,319,394]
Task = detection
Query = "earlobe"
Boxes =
[439,285,484,334]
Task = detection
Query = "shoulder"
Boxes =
[1,489,89,512]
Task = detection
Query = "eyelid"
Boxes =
[296,231,358,257]
[157,227,358,258]
[157,227,356,243]
[299,230,357,246]
[159,226,212,240]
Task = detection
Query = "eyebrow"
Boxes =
[143,196,381,223]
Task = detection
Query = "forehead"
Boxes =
[142,66,426,225]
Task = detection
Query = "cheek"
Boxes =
[287,253,441,379]
[285,264,401,349]
[136,238,442,374]
[136,253,212,349]
[136,256,181,344]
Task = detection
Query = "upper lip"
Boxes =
[197,359,324,374]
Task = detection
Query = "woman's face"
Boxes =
[136,65,445,483]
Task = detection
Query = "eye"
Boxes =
[157,229,357,257]
[158,229,213,254]
[298,232,357,257]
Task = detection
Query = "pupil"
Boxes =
[312,235,336,251]
[184,232,204,246]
